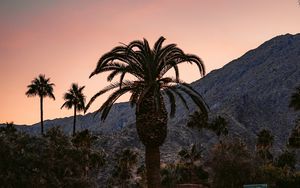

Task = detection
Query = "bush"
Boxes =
[0,125,105,188]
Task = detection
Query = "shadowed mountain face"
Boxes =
[3,33,300,158]
[193,33,300,149]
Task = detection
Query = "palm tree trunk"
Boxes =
[136,92,168,188]
[145,146,161,188]
[73,106,76,136]
[40,96,44,135]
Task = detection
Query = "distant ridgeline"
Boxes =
[4,33,300,158]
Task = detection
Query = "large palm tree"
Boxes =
[61,83,85,136]
[85,36,208,187]
[26,74,55,135]
[289,86,300,111]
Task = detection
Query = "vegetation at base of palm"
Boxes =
[209,138,256,188]
[208,134,299,188]
[161,144,209,187]
[107,148,139,187]
[61,83,86,136]
[85,36,208,187]
[275,150,297,170]
[71,129,98,148]
[255,129,274,164]
[187,112,228,141]
[255,164,300,188]
[26,74,55,135]
[0,124,105,188]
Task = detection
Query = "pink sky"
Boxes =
[0,0,300,125]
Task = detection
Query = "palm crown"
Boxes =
[85,36,208,119]
[26,74,55,99]
[61,83,85,111]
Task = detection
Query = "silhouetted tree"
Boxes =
[187,111,208,129]
[288,122,300,148]
[177,144,208,184]
[256,129,274,164]
[188,112,228,142]
[61,83,86,135]
[275,150,296,170]
[71,129,97,148]
[85,37,208,188]
[210,139,255,188]
[26,74,55,135]
[109,149,138,187]
[0,127,105,187]
[289,86,300,111]
[210,116,228,141]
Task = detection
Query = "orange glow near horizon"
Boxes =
[1,0,300,125]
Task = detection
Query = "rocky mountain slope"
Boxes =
[3,33,300,160]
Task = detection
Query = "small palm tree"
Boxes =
[256,129,274,163]
[61,83,85,136]
[188,113,228,142]
[256,129,274,149]
[26,74,55,135]
[210,116,228,141]
[178,144,203,167]
[289,86,300,111]
[85,36,208,187]
[111,149,138,187]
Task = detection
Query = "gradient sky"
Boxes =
[0,0,300,125]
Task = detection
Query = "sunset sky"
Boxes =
[0,0,300,125]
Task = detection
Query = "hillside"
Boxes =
[3,33,300,160]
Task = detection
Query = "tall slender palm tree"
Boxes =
[85,36,208,187]
[289,86,300,111]
[26,74,55,135]
[61,83,85,136]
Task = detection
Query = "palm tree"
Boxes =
[114,149,138,187]
[256,129,274,149]
[26,74,55,135]
[187,110,209,130]
[61,83,86,136]
[187,113,228,142]
[85,36,208,187]
[209,116,228,141]
[256,129,274,163]
[289,86,300,111]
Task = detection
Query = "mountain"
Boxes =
[2,33,300,160]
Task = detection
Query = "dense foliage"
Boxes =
[0,125,105,188]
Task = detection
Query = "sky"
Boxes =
[0,0,300,125]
